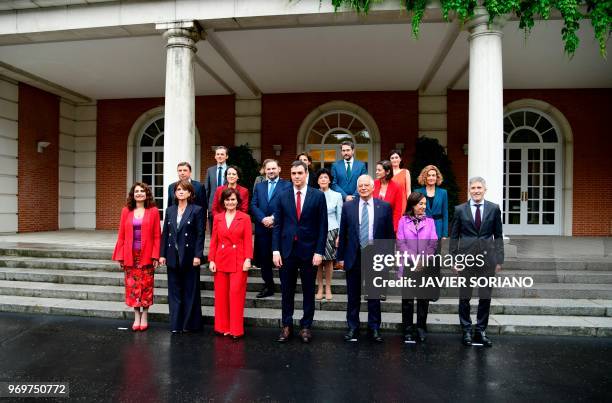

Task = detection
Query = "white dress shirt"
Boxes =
[359,197,374,241]
[469,199,485,222]
[293,184,308,212]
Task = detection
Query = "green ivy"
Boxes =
[328,0,610,57]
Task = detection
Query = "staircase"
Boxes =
[0,243,611,337]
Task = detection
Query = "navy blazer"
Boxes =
[204,165,228,212]
[337,197,395,270]
[271,186,328,261]
[331,159,368,200]
[160,204,205,268]
[414,186,448,238]
[167,179,207,211]
[449,200,504,268]
[250,178,291,238]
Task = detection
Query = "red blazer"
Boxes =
[374,179,403,232]
[209,210,253,273]
[211,184,249,216]
[112,206,161,267]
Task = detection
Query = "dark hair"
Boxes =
[173,180,195,204]
[341,140,355,150]
[215,146,229,155]
[177,161,192,171]
[220,187,242,209]
[291,160,308,172]
[262,158,279,169]
[126,182,156,210]
[224,165,242,181]
[315,168,333,186]
[376,160,393,182]
[388,149,403,168]
[405,191,426,217]
[296,152,313,164]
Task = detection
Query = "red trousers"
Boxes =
[214,270,248,336]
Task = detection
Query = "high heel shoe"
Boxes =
[139,324,149,331]
[132,323,140,332]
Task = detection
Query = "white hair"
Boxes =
[357,174,374,186]
[468,176,487,188]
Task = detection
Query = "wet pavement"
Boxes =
[0,313,610,402]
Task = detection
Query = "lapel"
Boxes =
[351,199,361,238]
[167,206,178,235]
[431,188,441,213]
[481,200,493,228]
[177,204,194,232]
[226,211,241,233]
[267,179,282,204]
[342,160,351,181]
[287,188,298,221]
[465,202,477,233]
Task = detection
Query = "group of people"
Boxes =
[113,141,504,347]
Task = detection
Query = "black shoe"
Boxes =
[417,328,427,343]
[403,331,415,344]
[462,331,473,346]
[344,328,359,342]
[368,329,383,343]
[299,328,313,343]
[256,286,274,299]
[277,326,292,342]
[473,331,492,347]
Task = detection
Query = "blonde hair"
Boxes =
[417,165,443,186]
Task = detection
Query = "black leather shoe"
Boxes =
[299,328,313,343]
[256,286,274,299]
[417,328,427,343]
[344,328,359,342]
[368,329,383,343]
[462,331,473,346]
[277,326,292,342]
[473,331,492,347]
[403,331,415,344]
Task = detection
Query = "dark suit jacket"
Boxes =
[160,204,205,268]
[449,200,504,268]
[271,186,328,261]
[331,159,368,200]
[414,186,448,238]
[204,165,228,213]
[167,179,207,211]
[251,178,291,238]
[337,197,396,270]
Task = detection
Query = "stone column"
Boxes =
[466,7,504,207]
[156,21,201,208]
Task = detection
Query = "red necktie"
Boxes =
[296,191,302,221]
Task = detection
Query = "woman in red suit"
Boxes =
[209,187,253,339]
[211,165,249,216]
[112,182,160,331]
[374,160,403,232]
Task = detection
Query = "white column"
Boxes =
[156,21,200,208]
[467,7,504,206]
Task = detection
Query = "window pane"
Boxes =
[308,131,323,144]
[509,161,521,174]
[510,111,524,128]
[509,149,521,160]
[140,134,154,146]
[543,175,555,186]
[528,213,540,224]
[528,200,539,212]
[543,187,555,199]
[510,129,540,143]
[543,149,555,160]
[509,175,520,186]
[542,129,558,143]
[142,152,152,163]
[528,174,540,186]
[509,200,521,212]
[354,130,371,144]
[324,131,351,144]
[508,213,520,224]
[155,152,164,162]
[338,113,354,129]
[528,149,540,160]
[544,161,555,173]
[350,118,365,133]
[309,149,322,162]
[142,175,152,186]
[312,119,328,134]
[145,124,159,137]
[155,134,164,146]
[355,149,368,162]
[503,117,514,133]
[155,187,162,198]
[525,111,540,127]
[324,149,336,163]
[527,161,540,173]
[155,163,163,175]
[508,187,521,199]
[528,187,539,199]
[542,213,555,224]
[142,164,152,175]
[543,200,555,212]
[535,116,553,133]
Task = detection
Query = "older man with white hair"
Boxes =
[449,176,504,348]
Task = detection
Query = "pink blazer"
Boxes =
[396,216,438,256]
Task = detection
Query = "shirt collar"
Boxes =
[470,199,484,207]
[294,184,307,193]
[217,163,227,168]
[345,157,354,165]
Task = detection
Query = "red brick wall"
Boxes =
[447,89,612,236]
[96,95,234,230]
[17,83,59,232]
[262,92,418,175]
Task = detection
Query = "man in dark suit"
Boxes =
[337,174,395,342]
[331,140,368,201]
[272,160,328,343]
[251,158,290,298]
[450,176,504,347]
[204,146,228,232]
[167,161,207,211]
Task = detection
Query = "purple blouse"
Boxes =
[132,216,143,251]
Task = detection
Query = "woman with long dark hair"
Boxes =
[373,160,403,232]
[211,165,249,216]
[112,182,160,331]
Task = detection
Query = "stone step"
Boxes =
[0,295,610,337]
[2,267,612,298]
[1,257,611,284]
[1,280,610,317]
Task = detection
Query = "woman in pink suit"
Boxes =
[208,187,253,339]
[112,182,160,331]
[373,160,403,232]
[397,191,438,343]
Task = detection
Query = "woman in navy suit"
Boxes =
[414,165,448,239]
[160,180,205,333]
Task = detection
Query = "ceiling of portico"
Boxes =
[0,17,609,102]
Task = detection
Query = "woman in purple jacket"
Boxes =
[397,192,438,343]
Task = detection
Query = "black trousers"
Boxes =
[279,253,316,329]
[402,299,429,331]
[459,282,492,333]
[167,264,203,332]
[345,266,381,331]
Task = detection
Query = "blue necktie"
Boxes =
[268,180,276,201]
[217,166,222,187]
[360,201,369,248]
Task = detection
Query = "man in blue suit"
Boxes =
[337,174,395,342]
[331,140,368,201]
[251,158,290,298]
[272,161,328,343]
[167,161,207,212]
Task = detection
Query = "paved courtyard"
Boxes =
[0,313,610,402]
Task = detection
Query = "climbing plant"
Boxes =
[329,0,611,57]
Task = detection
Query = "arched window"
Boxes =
[305,110,373,172]
[136,117,165,211]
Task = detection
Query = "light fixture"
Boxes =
[37,141,51,153]
[272,144,282,156]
